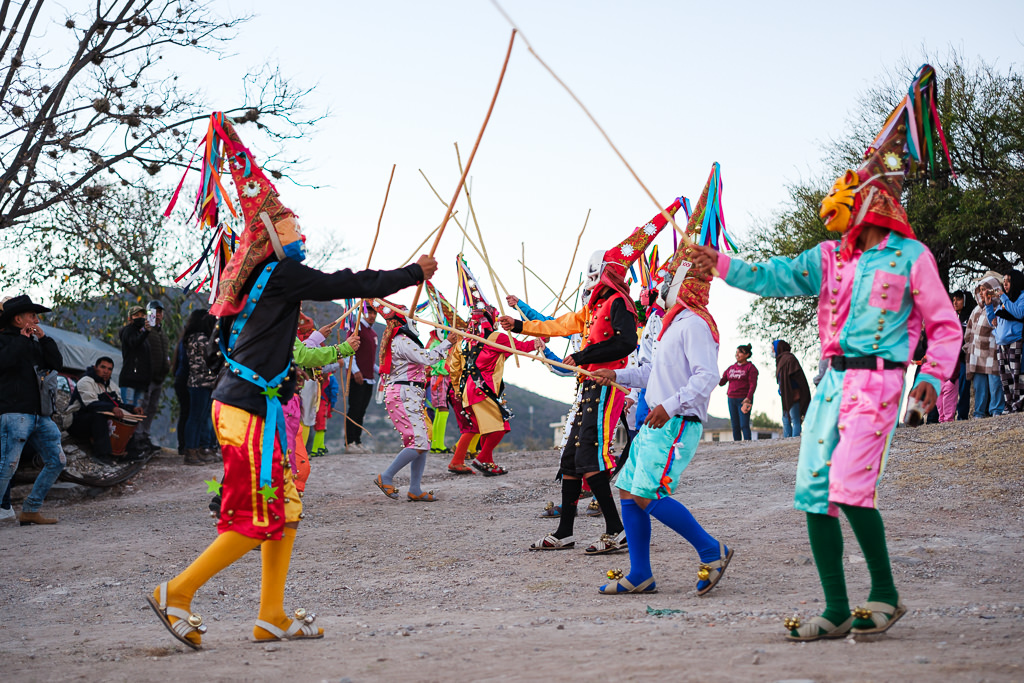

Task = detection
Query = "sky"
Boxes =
[25,0,1024,420]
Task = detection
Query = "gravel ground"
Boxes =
[1,414,1023,682]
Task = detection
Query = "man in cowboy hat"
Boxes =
[0,294,65,525]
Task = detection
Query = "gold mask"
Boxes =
[820,170,860,233]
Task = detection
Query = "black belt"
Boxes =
[682,415,702,424]
[392,380,427,388]
[830,355,904,371]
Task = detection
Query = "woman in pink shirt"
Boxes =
[719,344,758,440]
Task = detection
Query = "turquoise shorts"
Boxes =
[616,416,703,500]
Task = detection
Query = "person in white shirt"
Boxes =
[592,254,733,596]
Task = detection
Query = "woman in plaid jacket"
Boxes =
[964,273,1005,417]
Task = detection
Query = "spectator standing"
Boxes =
[136,300,171,451]
[0,295,65,525]
[171,329,190,455]
[964,273,1005,417]
[719,343,758,440]
[183,310,221,465]
[985,270,1024,413]
[118,305,152,408]
[937,291,966,423]
[69,357,138,463]
[951,290,975,420]
[774,339,810,438]
[346,305,378,453]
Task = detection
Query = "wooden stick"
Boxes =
[419,170,487,264]
[454,142,519,367]
[330,300,362,328]
[554,279,584,315]
[555,208,590,309]
[376,301,631,393]
[521,242,529,304]
[486,2,716,274]
[517,259,573,312]
[418,169,517,304]
[408,28,517,313]
[397,217,455,269]
[345,164,397,400]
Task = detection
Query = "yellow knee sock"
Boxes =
[157,531,261,644]
[253,527,322,640]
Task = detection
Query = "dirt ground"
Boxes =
[2,414,1023,683]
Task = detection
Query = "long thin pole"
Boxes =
[555,208,590,309]
[552,280,583,317]
[487,2,715,273]
[379,302,630,393]
[521,242,529,304]
[408,28,517,313]
[345,163,396,403]
[518,259,573,311]
[418,169,515,302]
[454,142,519,367]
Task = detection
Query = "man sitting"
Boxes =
[70,357,140,462]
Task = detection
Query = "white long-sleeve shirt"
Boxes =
[615,309,718,423]
[385,336,452,385]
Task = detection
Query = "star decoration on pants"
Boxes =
[204,479,222,495]
[258,484,279,502]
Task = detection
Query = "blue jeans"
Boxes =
[972,372,1005,417]
[782,402,802,438]
[0,413,65,513]
[121,386,146,408]
[956,364,971,420]
[727,397,751,440]
[185,387,217,449]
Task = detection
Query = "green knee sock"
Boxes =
[312,430,326,453]
[431,410,449,450]
[839,503,899,620]
[805,512,850,630]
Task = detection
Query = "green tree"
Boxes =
[0,183,201,343]
[750,410,781,430]
[0,0,317,231]
[741,53,1024,351]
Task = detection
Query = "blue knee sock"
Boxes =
[647,496,721,562]
[382,448,421,486]
[616,499,653,586]
[408,451,427,495]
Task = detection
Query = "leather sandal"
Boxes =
[407,491,437,502]
[529,534,575,550]
[539,502,562,518]
[599,570,657,594]
[696,542,734,596]
[373,474,399,499]
[584,530,628,555]
[850,601,907,635]
[784,614,854,641]
[146,582,206,650]
[253,608,324,642]
[585,499,602,517]
[447,464,474,474]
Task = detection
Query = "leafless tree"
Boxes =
[0,0,319,230]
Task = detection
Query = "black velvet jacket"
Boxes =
[210,258,423,417]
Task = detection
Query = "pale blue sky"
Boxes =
[41,1,1024,418]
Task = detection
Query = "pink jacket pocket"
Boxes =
[869,270,907,309]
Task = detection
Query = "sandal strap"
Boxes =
[157,582,169,610]
[858,601,900,627]
[254,619,287,639]
[704,541,729,569]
